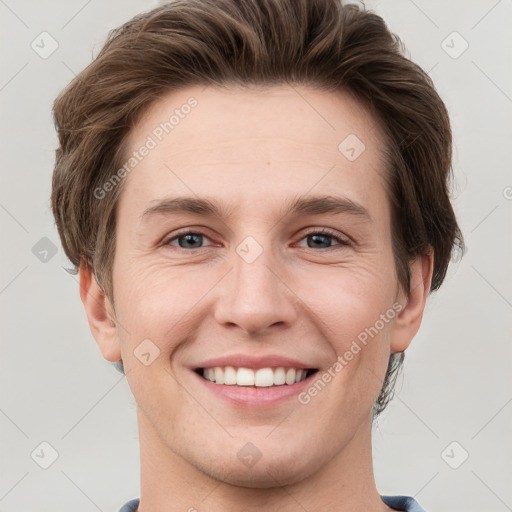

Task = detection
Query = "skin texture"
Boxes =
[80,85,433,512]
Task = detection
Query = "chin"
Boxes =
[192,443,326,489]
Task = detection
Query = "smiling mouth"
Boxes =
[195,366,319,387]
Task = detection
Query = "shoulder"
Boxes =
[381,495,427,512]
[118,498,140,512]
[120,496,425,512]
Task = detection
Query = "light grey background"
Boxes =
[1,1,511,511]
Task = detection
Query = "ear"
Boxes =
[79,263,122,362]
[390,249,434,354]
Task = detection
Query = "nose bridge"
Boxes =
[214,236,297,334]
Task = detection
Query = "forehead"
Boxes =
[119,84,389,221]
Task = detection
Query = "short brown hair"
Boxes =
[51,0,464,417]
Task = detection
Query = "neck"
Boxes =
[136,409,390,512]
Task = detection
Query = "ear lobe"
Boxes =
[390,249,434,354]
[79,263,122,363]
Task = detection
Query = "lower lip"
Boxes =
[193,371,314,407]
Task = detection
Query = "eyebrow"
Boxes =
[141,194,372,223]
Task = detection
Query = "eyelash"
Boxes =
[163,228,350,250]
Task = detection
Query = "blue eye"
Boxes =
[298,229,350,249]
[164,229,349,251]
[166,232,213,249]
[306,233,336,249]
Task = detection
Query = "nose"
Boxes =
[213,245,298,336]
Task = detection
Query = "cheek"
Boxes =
[322,295,394,384]
[305,261,396,342]
[113,261,210,348]
[302,259,397,392]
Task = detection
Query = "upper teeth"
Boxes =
[202,367,310,387]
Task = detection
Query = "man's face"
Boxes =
[109,85,404,486]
